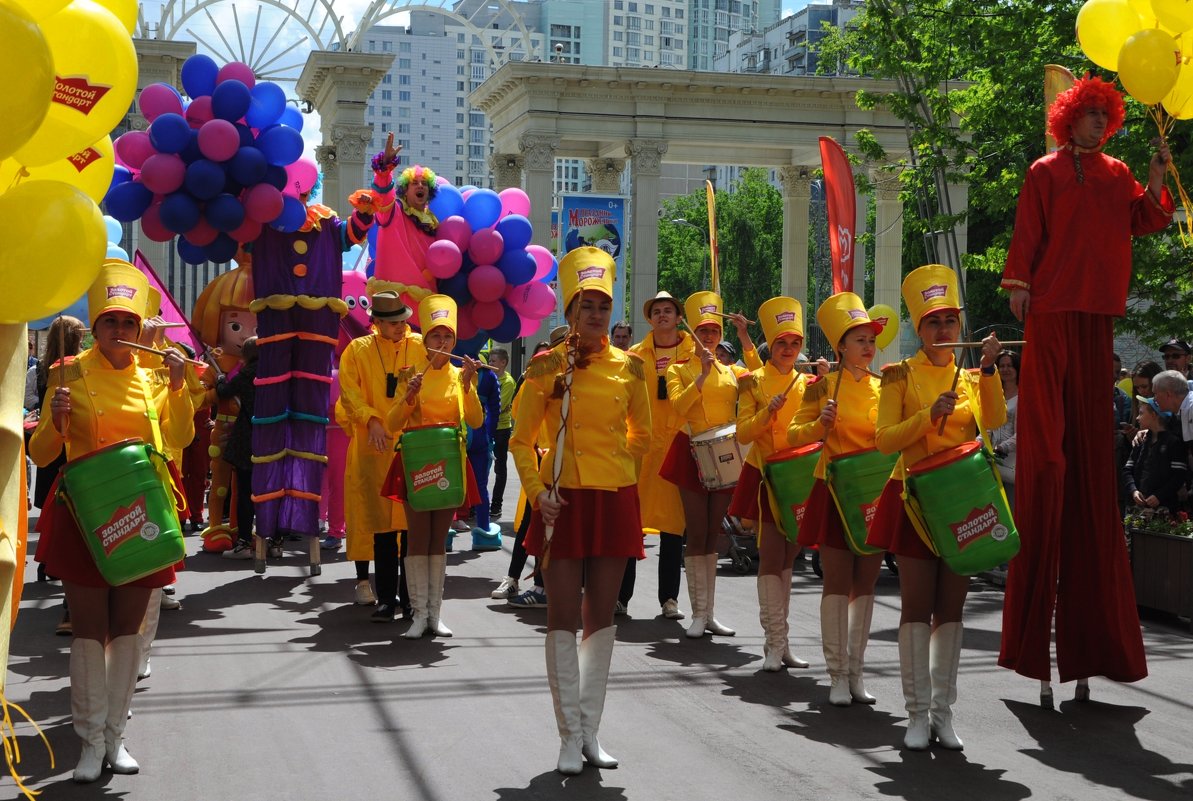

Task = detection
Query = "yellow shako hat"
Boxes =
[88,259,149,328]
[418,293,458,336]
[758,296,804,348]
[558,246,615,312]
[684,290,722,330]
[901,264,960,329]
[817,292,882,350]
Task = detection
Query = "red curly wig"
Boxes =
[1048,76,1125,147]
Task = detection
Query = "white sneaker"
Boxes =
[159,593,181,610]
[222,541,253,560]
[661,599,686,620]
[491,576,519,599]
[354,580,377,606]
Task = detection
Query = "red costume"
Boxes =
[999,78,1172,683]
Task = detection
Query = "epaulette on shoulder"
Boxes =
[623,351,646,381]
[737,372,757,393]
[880,361,909,387]
[51,359,83,384]
[525,349,565,381]
[805,375,828,402]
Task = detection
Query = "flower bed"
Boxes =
[1125,510,1193,629]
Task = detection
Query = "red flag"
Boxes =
[133,250,203,356]
[819,137,857,294]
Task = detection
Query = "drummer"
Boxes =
[30,260,194,782]
[788,293,885,704]
[868,265,1003,751]
[385,294,483,639]
[661,291,758,639]
[729,296,816,670]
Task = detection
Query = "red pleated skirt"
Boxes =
[795,479,853,550]
[381,448,482,513]
[659,431,735,495]
[727,463,775,524]
[525,485,646,560]
[865,480,935,560]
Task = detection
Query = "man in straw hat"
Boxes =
[1000,75,1172,704]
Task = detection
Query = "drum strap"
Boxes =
[134,371,186,517]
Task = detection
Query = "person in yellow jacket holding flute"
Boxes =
[788,293,886,704]
[729,296,816,671]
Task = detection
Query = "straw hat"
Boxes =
[642,290,682,319]
[371,290,413,321]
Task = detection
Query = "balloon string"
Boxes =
[1148,105,1192,245]
[6,167,28,193]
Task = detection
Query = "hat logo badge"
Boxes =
[775,311,795,323]
[700,304,717,314]
[847,309,868,320]
[430,309,450,320]
[577,266,605,281]
[107,285,137,300]
[920,285,947,301]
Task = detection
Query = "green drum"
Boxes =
[904,441,1020,575]
[827,448,898,557]
[60,438,185,586]
[400,424,466,512]
[764,443,822,542]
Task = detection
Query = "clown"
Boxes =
[367,143,440,311]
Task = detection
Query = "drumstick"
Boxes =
[116,339,208,367]
[795,361,839,371]
[937,362,963,435]
[932,340,1026,348]
[710,310,756,326]
[780,372,802,398]
[681,319,723,374]
[424,347,498,369]
[57,318,69,442]
[830,360,846,404]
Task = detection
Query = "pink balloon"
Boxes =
[468,228,504,266]
[461,189,474,202]
[472,300,504,330]
[498,187,531,219]
[510,281,557,318]
[139,83,183,123]
[519,315,543,338]
[468,264,506,303]
[216,62,256,89]
[198,119,240,162]
[186,219,219,246]
[426,240,462,279]
[527,244,556,281]
[141,153,186,194]
[456,306,478,340]
[243,183,284,224]
[435,175,450,186]
[185,96,214,129]
[141,203,174,243]
[285,158,319,196]
[229,216,263,244]
[114,131,155,170]
[437,215,472,251]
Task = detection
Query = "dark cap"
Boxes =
[1161,338,1191,355]
[715,340,736,357]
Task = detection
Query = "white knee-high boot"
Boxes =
[779,568,808,667]
[684,555,706,639]
[578,626,618,768]
[70,638,107,783]
[702,553,735,636]
[545,630,583,774]
[929,622,964,750]
[898,623,931,751]
[757,575,787,672]
[138,589,162,680]
[426,553,452,637]
[104,635,141,774]
[821,594,851,704]
[403,555,429,639]
[847,595,877,704]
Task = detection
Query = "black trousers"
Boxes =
[657,532,683,606]
[234,466,254,545]
[371,531,408,608]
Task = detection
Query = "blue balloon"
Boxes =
[205,193,246,232]
[211,80,252,122]
[229,146,267,186]
[495,214,533,251]
[455,332,488,357]
[234,123,255,149]
[160,192,201,234]
[264,164,288,190]
[462,189,502,231]
[106,244,129,260]
[222,175,243,196]
[489,301,521,342]
[181,54,218,99]
[461,185,478,194]
[428,184,464,220]
[246,82,286,128]
[206,233,239,263]
[272,196,307,232]
[256,124,304,166]
[179,131,202,164]
[28,294,89,330]
[148,113,192,154]
[108,167,132,194]
[103,215,123,244]
[279,105,304,132]
[185,159,226,200]
[497,248,536,286]
[438,272,470,303]
[104,181,154,222]
[177,237,208,265]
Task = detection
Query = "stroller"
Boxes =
[719,515,759,574]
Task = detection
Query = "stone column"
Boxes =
[853,185,868,296]
[872,171,904,364]
[626,139,667,336]
[490,153,524,191]
[518,134,559,362]
[586,157,626,194]
[777,166,812,306]
[297,51,394,214]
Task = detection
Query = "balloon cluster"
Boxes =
[422,184,558,346]
[0,0,135,325]
[1078,0,1193,112]
[105,53,314,265]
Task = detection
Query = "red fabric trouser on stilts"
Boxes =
[998,311,1147,683]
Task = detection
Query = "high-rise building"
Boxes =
[688,0,780,71]
[714,2,862,77]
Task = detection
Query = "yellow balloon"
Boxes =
[1152,0,1193,34]
[1118,28,1182,105]
[868,304,900,350]
[1127,0,1158,28]
[92,0,136,34]
[1163,59,1193,117]
[12,0,137,168]
[0,0,55,162]
[0,136,114,203]
[0,180,105,325]
[3,0,71,21]
[1076,0,1143,71]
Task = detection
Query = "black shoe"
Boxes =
[371,603,397,623]
[401,605,412,620]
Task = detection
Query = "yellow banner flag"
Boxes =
[1044,65,1076,152]
[705,180,718,295]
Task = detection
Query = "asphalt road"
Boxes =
[5,465,1193,801]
